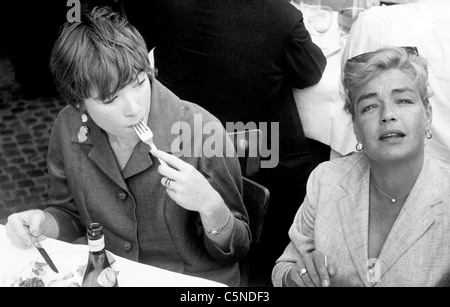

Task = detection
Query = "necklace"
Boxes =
[370,176,411,203]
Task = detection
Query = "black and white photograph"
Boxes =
[0,0,449,295]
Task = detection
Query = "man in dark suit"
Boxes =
[124,0,328,286]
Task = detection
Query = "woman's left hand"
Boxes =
[151,149,223,213]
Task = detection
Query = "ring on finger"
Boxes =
[165,178,174,189]
[299,268,308,277]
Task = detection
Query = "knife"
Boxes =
[33,240,59,274]
[23,222,59,274]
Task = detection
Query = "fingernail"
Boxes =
[24,240,32,247]
[322,280,329,287]
[31,229,38,236]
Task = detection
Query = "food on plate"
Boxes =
[11,260,87,287]
[6,250,118,287]
[19,277,45,287]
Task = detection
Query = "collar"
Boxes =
[145,77,183,154]
[70,78,184,181]
[337,152,444,286]
[70,77,183,149]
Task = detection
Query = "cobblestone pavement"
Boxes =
[0,49,66,224]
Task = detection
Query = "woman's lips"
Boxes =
[379,131,406,141]
[128,117,145,128]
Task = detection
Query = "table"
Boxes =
[0,225,226,287]
[292,8,357,157]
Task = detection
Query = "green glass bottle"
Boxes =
[81,223,118,287]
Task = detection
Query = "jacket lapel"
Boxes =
[337,155,372,287]
[377,156,442,281]
[147,79,182,155]
[71,114,129,192]
[69,78,182,190]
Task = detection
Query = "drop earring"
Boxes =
[425,130,433,139]
[356,143,364,152]
[78,111,90,143]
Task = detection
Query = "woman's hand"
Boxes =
[151,149,223,214]
[285,250,337,287]
[5,210,58,249]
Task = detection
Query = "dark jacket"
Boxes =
[126,0,326,156]
[45,79,251,286]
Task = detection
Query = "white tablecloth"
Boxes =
[0,225,226,287]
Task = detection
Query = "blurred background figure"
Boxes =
[341,0,450,165]
[124,0,327,286]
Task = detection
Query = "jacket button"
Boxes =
[123,242,132,252]
[118,192,127,201]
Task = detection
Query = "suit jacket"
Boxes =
[45,78,251,286]
[273,152,450,287]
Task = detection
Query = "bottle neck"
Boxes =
[88,236,105,253]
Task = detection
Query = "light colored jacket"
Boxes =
[273,152,450,287]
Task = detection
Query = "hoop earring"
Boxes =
[77,111,90,143]
[356,143,364,152]
[425,130,433,140]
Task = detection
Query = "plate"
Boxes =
[3,250,117,287]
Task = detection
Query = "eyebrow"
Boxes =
[92,72,145,101]
[93,95,118,103]
[356,87,416,105]
[391,87,416,95]
[356,93,378,105]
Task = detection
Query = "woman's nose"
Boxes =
[123,96,141,117]
[380,103,397,123]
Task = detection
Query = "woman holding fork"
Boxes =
[5,6,250,287]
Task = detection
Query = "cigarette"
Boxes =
[325,255,328,268]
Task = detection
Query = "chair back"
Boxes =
[239,176,270,286]
[227,129,262,179]
[242,177,270,246]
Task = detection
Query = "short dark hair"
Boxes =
[50,6,151,107]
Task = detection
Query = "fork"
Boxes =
[133,121,168,167]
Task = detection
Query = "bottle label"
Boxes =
[88,237,105,252]
[97,267,117,287]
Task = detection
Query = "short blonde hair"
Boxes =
[342,47,430,118]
